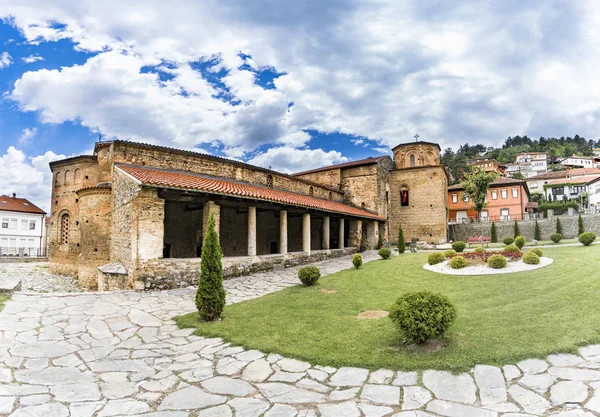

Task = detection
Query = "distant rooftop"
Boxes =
[0,194,46,215]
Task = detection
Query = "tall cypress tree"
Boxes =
[398,225,406,254]
[534,220,541,241]
[490,222,497,243]
[556,217,563,235]
[578,214,584,235]
[513,220,520,238]
[196,213,226,321]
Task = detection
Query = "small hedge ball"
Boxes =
[522,252,540,265]
[298,266,320,286]
[452,241,466,253]
[487,254,507,269]
[503,236,514,245]
[443,249,456,258]
[514,236,526,249]
[579,232,597,246]
[474,247,485,253]
[528,248,543,257]
[550,233,562,243]
[352,253,363,269]
[378,248,392,260]
[427,252,446,265]
[449,256,468,269]
[504,244,520,253]
[388,291,457,343]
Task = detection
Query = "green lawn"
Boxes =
[0,295,9,312]
[468,238,579,249]
[176,245,600,372]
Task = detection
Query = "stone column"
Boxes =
[322,216,330,251]
[367,220,379,249]
[248,206,257,257]
[339,218,345,249]
[302,213,311,255]
[547,209,554,218]
[568,207,574,216]
[349,219,363,248]
[280,210,288,255]
[202,201,220,240]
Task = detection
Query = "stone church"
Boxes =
[48,140,447,290]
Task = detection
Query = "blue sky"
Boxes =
[1,0,600,210]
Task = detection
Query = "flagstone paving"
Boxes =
[1,252,600,416]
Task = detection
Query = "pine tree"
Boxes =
[578,213,584,235]
[556,217,563,235]
[377,233,384,249]
[398,225,406,254]
[513,220,520,238]
[490,222,498,243]
[196,213,226,321]
[534,220,541,240]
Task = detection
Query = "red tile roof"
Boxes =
[292,156,390,176]
[117,164,386,221]
[0,195,46,215]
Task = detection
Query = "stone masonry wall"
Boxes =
[450,213,600,242]
[110,169,141,274]
[293,169,343,190]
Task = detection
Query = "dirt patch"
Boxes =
[320,289,337,294]
[386,338,447,353]
[357,310,389,320]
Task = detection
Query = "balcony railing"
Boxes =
[0,247,47,257]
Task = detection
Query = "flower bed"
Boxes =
[448,251,523,262]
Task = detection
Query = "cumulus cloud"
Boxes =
[0,51,12,68]
[0,147,65,212]
[247,146,348,173]
[21,54,44,63]
[18,127,37,144]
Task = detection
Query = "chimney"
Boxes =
[12,193,16,198]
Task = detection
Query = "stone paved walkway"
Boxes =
[1,252,600,417]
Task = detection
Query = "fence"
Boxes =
[449,212,539,225]
[0,247,47,258]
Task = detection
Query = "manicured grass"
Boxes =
[0,295,9,312]
[176,245,600,372]
[469,238,579,249]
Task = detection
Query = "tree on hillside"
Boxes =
[461,167,499,251]
[196,213,226,321]
[398,225,406,254]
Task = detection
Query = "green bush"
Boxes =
[359,231,368,252]
[490,222,498,243]
[452,241,466,253]
[522,252,540,265]
[443,249,456,258]
[378,248,392,260]
[579,214,584,235]
[352,253,363,269]
[514,236,525,249]
[514,220,520,238]
[298,266,321,286]
[427,252,446,265]
[504,244,521,253]
[377,233,384,249]
[398,225,406,254]
[503,237,514,245]
[474,247,485,253]
[388,291,457,343]
[534,221,541,241]
[550,233,562,243]
[528,248,543,257]
[556,217,563,235]
[579,232,596,246]
[487,254,508,269]
[196,213,226,321]
[449,256,468,269]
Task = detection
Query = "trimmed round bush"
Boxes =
[514,236,526,249]
[503,237,514,245]
[443,249,456,258]
[388,291,457,343]
[550,233,562,243]
[474,247,485,253]
[378,248,392,260]
[579,232,597,246]
[522,252,540,265]
[449,256,468,269]
[298,266,320,286]
[452,241,466,253]
[487,254,507,269]
[427,252,446,265]
[504,244,520,253]
[528,248,543,257]
[352,253,363,269]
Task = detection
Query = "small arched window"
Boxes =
[409,155,416,167]
[55,172,61,186]
[361,202,366,209]
[400,186,410,207]
[64,170,71,185]
[328,191,333,201]
[309,186,314,196]
[266,174,273,188]
[60,213,71,245]
[74,169,81,184]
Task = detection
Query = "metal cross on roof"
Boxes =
[414,133,420,142]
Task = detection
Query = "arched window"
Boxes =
[328,191,333,201]
[361,202,366,209]
[400,186,409,207]
[55,172,61,186]
[74,169,81,184]
[409,154,416,167]
[60,213,70,245]
[266,174,273,188]
[64,170,71,185]
[309,186,314,196]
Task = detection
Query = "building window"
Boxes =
[60,213,70,245]
[74,169,81,184]
[500,208,510,221]
[29,220,36,230]
[400,189,409,206]
[501,189,508,199]
[530,183,538,189]
[386,191,389,202]
[512,188,518,198]
[328,191,333,200]
[9,219,17,229]
[309,186,314,196]
[1,218,7,229]
[266,174,273,188]
[463,194,469,202]
[55,172,61,186]
[409,154,416,167]
[452,193,458,203]
[491,190,498,200]
[64,170,71,185]
[361,202,366,209]
[552,187,564,196]
[21,219,28,230]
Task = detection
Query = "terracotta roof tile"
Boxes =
[0,196,46,215]
[117,164,386,221]
[292,156,389,176]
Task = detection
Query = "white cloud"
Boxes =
[0,147,65,212]
[18,127,37,144]
[21,54,44,63]
[0,51,12,68]
[247,146,348,173]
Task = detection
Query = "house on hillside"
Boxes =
[526,167,600,195]
[448,177,529,223]
[560,155,596,168]
[468,156,504,175]
[0,193,47,257]
[504,152,548,178]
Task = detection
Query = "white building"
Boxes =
[510,152,548,178]
[0,194,47,257]
[560,155,595,168]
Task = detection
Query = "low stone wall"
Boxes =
[136,248,358,290]
[0,257,48,264]
[449,213,600,242]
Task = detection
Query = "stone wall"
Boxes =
[136,248,357,290]
[450,213,600,241]
[110,169,141,274]
[294,169,342,190]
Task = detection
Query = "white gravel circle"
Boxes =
[423,256,554,275]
